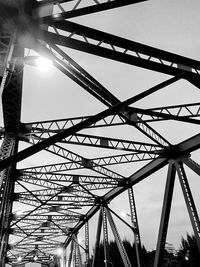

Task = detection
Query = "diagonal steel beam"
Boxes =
[0,80,178,172]
[105,207,132,267]
[34,41,185,146]
[175,161,200,252]
[43,21,200,78]
[182,157,200,176]
[67,132,200,244]
[37,0,148,21]
[10,183,74,228]
[44,43,185,146]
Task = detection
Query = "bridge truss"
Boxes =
[0,0,200,266]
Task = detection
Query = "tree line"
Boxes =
[90,233,200,267]
[51,233,200,266]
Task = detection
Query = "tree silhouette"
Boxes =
[176,234,200,267]
[90,234,200,266]
[92,239,150,267]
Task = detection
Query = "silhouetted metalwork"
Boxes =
[0,1,200,267]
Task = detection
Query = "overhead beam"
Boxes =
[64,131,200,246]
[0,95,138,171]
[33,40,182,147]
[103,157,168,203]
[0,74,180,172]
[1,96,200,177]
[42,20,200,78]
[101,132,200,203]
[38,0,148,22]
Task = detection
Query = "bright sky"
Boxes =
[3,1,200,265]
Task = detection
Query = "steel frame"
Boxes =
[0,1,200,267]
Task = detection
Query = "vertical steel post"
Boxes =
[63,247,67,267]
[105,207,131,267]
[0,23,23,264]
[175,161,200,252]
[0,45,23,264]
[0,135,17,267]
[0,31,15,90]
[154,162,176,267]
[75,235,83,267]
[85,221,90,267]
[102,207,109,267]
[128,187,141,267]
[73,240,77,267]
[92,208,103,267]
[68,240,74,267]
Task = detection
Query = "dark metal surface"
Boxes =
[42,21,200,77]
[153,162,176,267]
[176,162,200,251]
[37,0,148,21]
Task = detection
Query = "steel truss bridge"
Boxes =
[0,1,200,266]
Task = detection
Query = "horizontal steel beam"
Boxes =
[21,114,126,130]
[22,131,162,152]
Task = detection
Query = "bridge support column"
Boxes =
[128,187,141,267]
[0,135,18,267]
[154,162,176,267]
[0,39,23,265]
